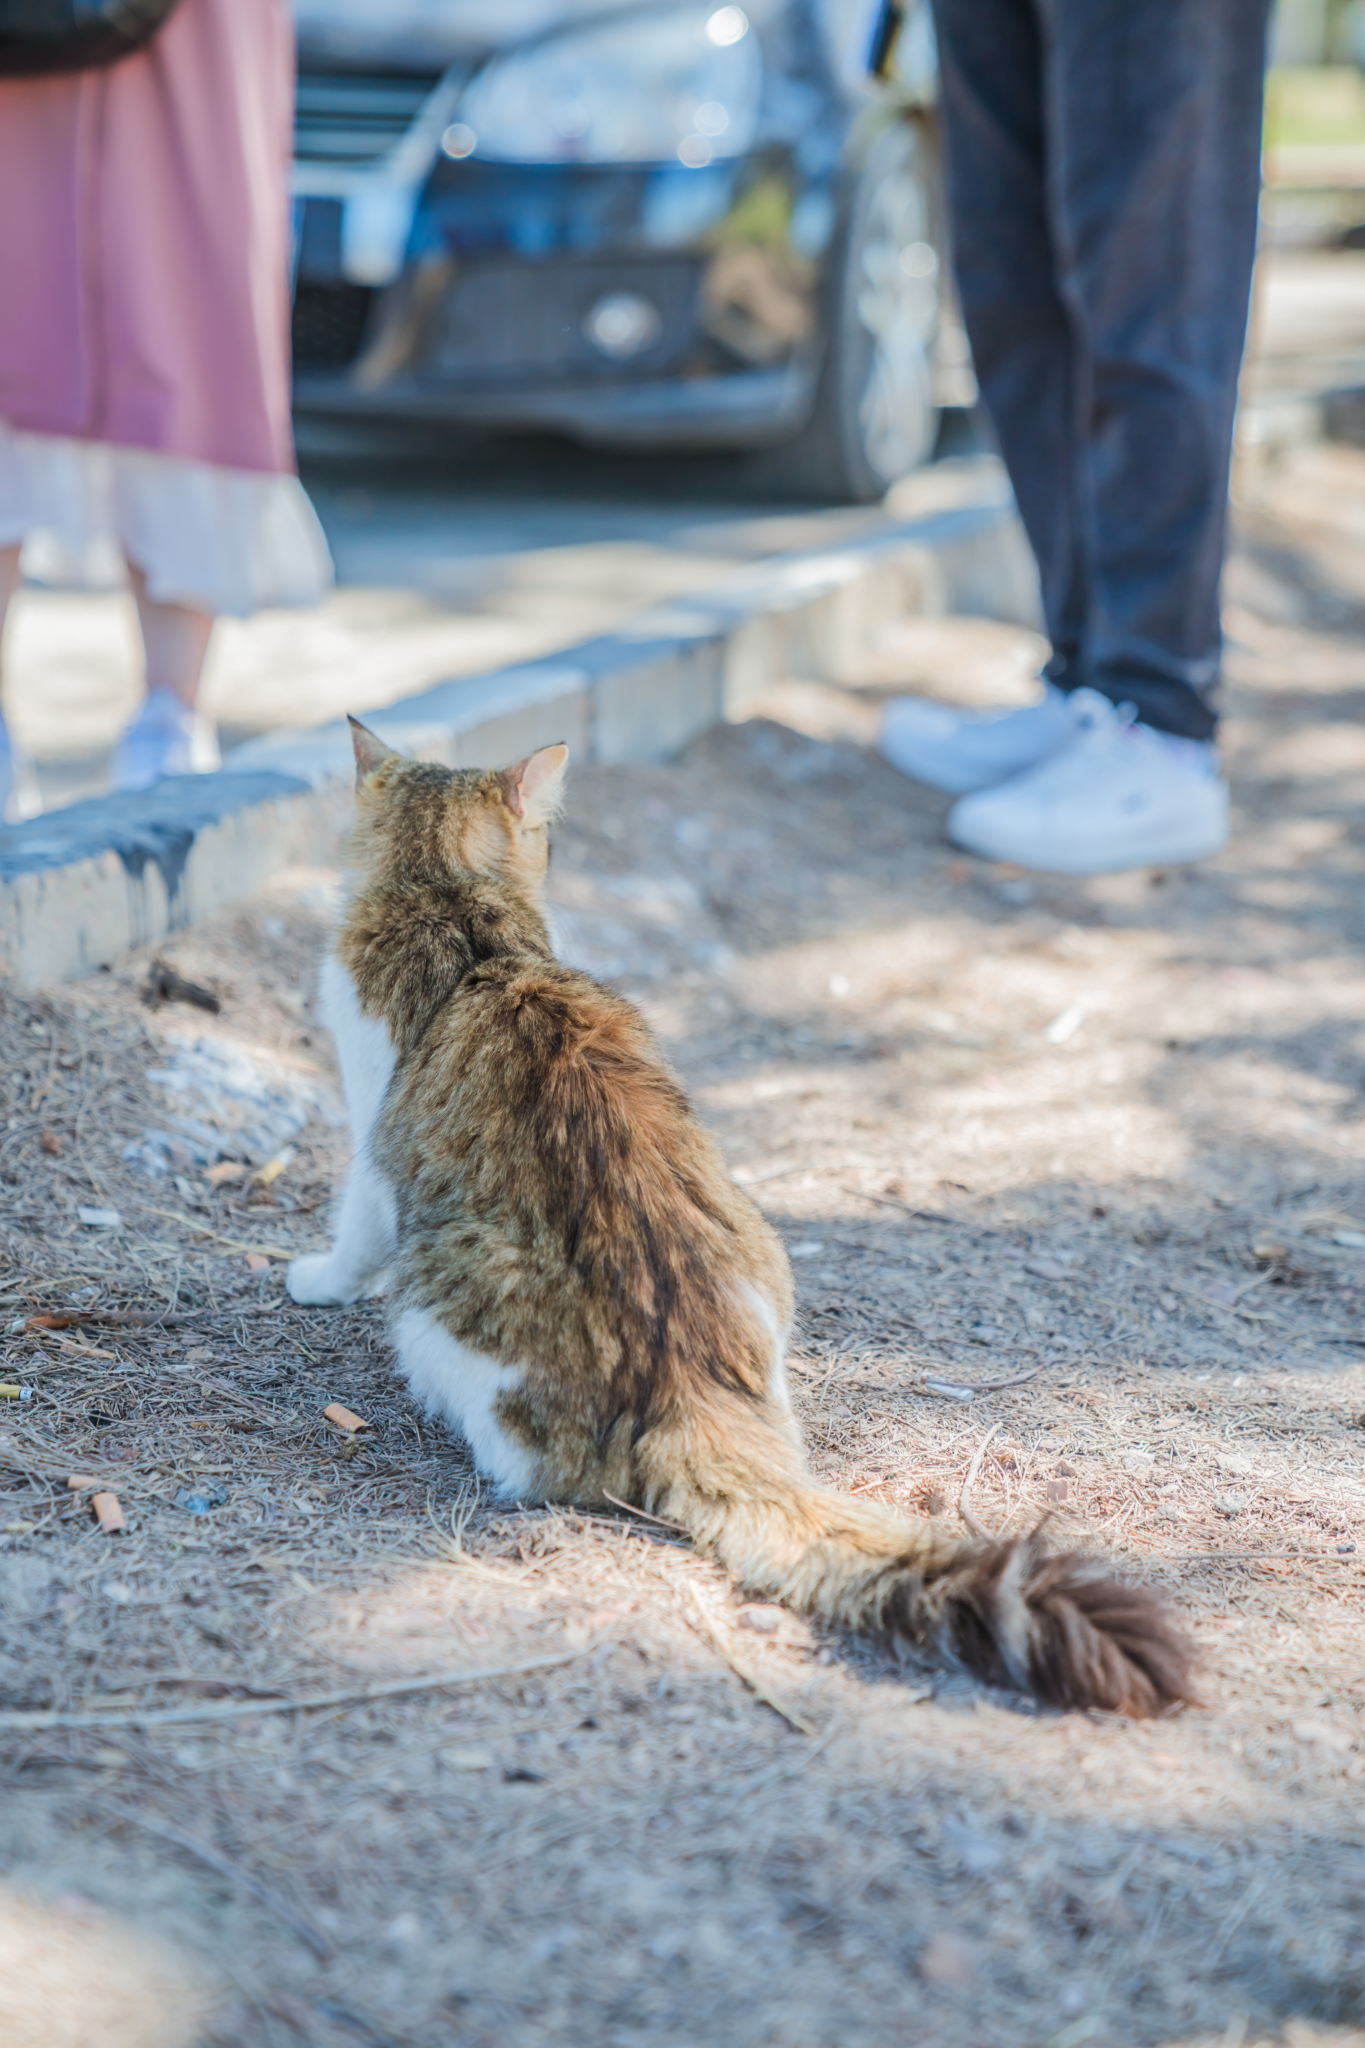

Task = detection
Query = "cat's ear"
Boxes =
[499,743,569,827]
[349,716,397,786]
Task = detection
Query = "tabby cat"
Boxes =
[288,721,1193,1717]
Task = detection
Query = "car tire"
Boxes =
[762,119,942,503]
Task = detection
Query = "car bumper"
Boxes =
[291,152,833,449]
[292,359,816,449]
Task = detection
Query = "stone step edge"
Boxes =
[0,490,1034,987]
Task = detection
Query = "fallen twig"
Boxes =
[141,1207,298,1259]
[917,1367,1039,1402]
[601,1490,690,1533]
[100,1806,332,1960]
[0,1643,595,1733]
[735,1715,843,1797]
[958,1424,1002,1543]
[842,1185,956,1225]
[685,1589,818,1736]
[733,1158,862,1188]
[1169,1549,1360,1564]
[25,1308,207,1332]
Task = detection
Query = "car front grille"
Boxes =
[292,283,376,371]
[429,260,701,382]
[294,70,443,166]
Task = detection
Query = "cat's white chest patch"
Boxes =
[394,1306,536,1501]
[320,954,395,1146]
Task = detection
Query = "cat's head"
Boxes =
[347,718,569,894]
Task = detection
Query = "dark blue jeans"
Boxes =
[931,0,1272,738]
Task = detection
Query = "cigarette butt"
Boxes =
[244,1252,270,1273]
[91,1491,126,1534]
[253,1155,288,1187]
[67,1473,99,1490]
[324,1403,369,1433]
[204,1160,246,1186]
[0,1384,33,1401]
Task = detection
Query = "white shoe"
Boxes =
[879,683,1076,794]
[111,690,221,792]
[946,690,1228,874]
[0,716,42,824]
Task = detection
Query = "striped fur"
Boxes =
[291,723,1195,1718]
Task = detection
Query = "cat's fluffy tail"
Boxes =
[640,1412,1194,1716]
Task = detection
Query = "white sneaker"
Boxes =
[0,715,42,824]
[111,690,220,792]
[946,690,1228,874]
[879,683,1076,794]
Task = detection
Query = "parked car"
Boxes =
[290,0,948,499]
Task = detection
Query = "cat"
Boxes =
[288,719,1194,1717]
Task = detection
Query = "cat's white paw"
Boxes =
[286,1254,387,1306]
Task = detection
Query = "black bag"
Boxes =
[0,0,183,75]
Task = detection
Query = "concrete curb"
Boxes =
[0,486,1034,986]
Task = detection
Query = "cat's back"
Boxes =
[393,951,698,1169]
[380,949,778,1280]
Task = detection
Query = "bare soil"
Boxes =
[1,444,1364,2048]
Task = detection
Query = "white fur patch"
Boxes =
[739,1281,790,1411]
[286,955,397,1306]
[320,952,395,1146]
[395,1305,536,1501]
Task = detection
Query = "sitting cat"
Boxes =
[289,720,1193,1717]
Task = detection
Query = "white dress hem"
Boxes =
[0,423,333,618]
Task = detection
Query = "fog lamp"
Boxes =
[584,293,663,358]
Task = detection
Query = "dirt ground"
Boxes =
[1,442,1364,2048]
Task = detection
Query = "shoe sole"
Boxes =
[947,814,1228,874]
[878,748,999,795]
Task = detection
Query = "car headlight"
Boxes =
[446,4,762,167]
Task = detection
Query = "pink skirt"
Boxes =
[0,0,330,614]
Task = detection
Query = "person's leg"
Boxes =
[0,543,41,822]
[0,544,20,637]
[879,0,1093,797]
[112,560,220,790]
[932,0,1088,688]
[128,562,213,707]
[1042,0,1272,738]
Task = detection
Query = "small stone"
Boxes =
[737,1605,783,1635]
[384,1911,424,1951]
[1025,1257,1068,1281]
[175,1486,225,1516]
[1120,1450,1156,1476]
[919,1930,979,1988]
[1291,1718,1355,1755]
[1042,1002,1083,1041]
[1046,1477,1070,1503]
[76,1206,122,1230]
[1214,1493,1247,1518]
[439,1745,495,1772]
